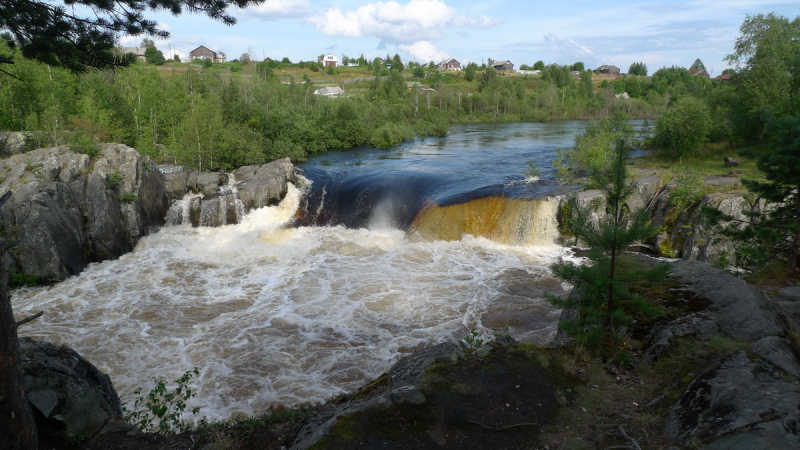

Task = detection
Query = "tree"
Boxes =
[412,66,425,79]
[654,96,711,158]
[533,60,545,71]
[571,61,584,71]
[0,0,263,74]
[628,61,647,76]
[144,46,165,65]
[553,111,634,181]
[464,62,477,82]
[550,143,666,350]
[173,53,180,63]
[391,54,404,72]
[690,58,706,71]
[705,115,800,271]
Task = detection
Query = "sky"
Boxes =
[119,0,800,76]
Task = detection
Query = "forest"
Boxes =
[0,34,730,172]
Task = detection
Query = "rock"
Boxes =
[778,286,800,301]
[0,131,28,156]
[157,165,191,200]
[19,337,124,446]
[668,259,783,341]
[194,172,227,197]
[724,157,740,167]
[665,351,800,448]
[644,314,720,363]
[751,336,800,378]
[234,158,297,212]
[0,144,169,282]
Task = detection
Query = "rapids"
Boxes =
[10,121,629,422]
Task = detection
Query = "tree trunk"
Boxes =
[0,237,38,449]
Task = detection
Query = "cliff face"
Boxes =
[0,144,169,283]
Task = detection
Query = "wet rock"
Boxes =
[0,144,168,282]
[194,172,228,197]
[19,337,124,446]
[778,286,800,301]
[665,351,800,447]
[234,158,297,212]
[751,336,800,378]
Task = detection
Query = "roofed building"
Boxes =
[436,58,461,71]
[596,65,620,75]
[492,60,514,72]
[689,69,710,79]
[189,45,225,63]
[322,54,338,67]
[314,86,344,97]
[120,47,146,60]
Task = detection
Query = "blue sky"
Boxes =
[120,0,800,75]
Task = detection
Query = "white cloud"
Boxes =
[399,41,448,63]
[240,0,315,20]
[308,0,502,45]
[543,32,600,65]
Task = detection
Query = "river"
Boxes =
[11,121,632,422]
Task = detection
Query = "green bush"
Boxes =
[654,96,711,159]
[11,272,41,287]
[369,123,414,148]
[123,368,200,434]
[669,170,706,211]
[106,170,122,189]
[67,130,100,157]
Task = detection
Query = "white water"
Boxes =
[12,183,573,421]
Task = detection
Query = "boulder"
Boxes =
[157,165,191,201]
[19,337,125,446]
[234,158,297,212]
[665,351,800,448]
[0,144,169,282]
[724,157,740,167]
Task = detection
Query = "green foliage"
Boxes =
[118,193,138,202]
[67,130,100,157]
[144,46,165,66]
[123,368,201,434]
[669,170,706,211]
[553,111,634,181]
[704,114,800,270]
[10,272,41,287]
[533,60,545,71]
[689,59,706,71]
[524,160,541,178]
[412,66,425,79]
[202,59,212,69]
[549,142,667,353]
[463,329,485,350]
[628,62,647,76]
[570,62,585,72]
[326,65,334,75]
[654,96,711,159]
[106,170,122,189]
[369,122,414,148]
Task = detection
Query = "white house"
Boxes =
[322,54,338,67]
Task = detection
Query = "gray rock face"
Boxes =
[665,351,800,448]
[644,314,720,363]
[234,158,297,213]
[0,144,168,282]
[0,131,29,157]
[667,259,783,341]
[19,337,124,445]
[724,157,740,167]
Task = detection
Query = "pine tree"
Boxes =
[550,142,667,350]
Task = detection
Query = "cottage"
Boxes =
[492,60,514,72]
[689,69,710,79]
[189,45,225,63]
[120,46,146,60]
[314,86,344,97]
[596,65,620,75]
[322,54,338,67]
[714,74,732,82]
[436,58,461,71]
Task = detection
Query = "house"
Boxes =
[120,47,146,60]
[322,54,338,67]
[715,73,732,82]
[492,60,514,72]
[189,45,225,63]
[689,69,710,79]
[596,65,620,75]
[436,58,461,71]
[314,86,344,97]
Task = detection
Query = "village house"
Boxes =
[120,47,146,60]
[189,45,225,63]
[314,86,344,97]
[596,65,620,75]
[492,60,514,72]
[322,54,338,67]
[689,69,710,79]
[436,58,461,71]
[715,73,732,82]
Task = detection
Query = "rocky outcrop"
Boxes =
[0,144,168,282]
[161,158,297,228]
[19,337,131,446]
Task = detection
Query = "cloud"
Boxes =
[543,32,600,65]
[239,0,315,20]
[399,41,448,63]
[308,0,502,45]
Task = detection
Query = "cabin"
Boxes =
[492,60,514,72]
[322,54,338,67]
[314,86,344,97]
[436,58,461,71]
[715,74,732,82]
[190,46,225,63]
[120,47,146,60]
[596,65,620,75]
[689,69,710,79]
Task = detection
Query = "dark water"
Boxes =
[298,121,647,229]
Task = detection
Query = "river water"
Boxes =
[12,121,616,422]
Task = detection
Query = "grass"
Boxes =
[635,141,764,181]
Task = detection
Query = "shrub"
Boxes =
[669,170,706,211]
[654,96,711,159]
[123,368,201,434]
[106,170,122,189]
[67,130,100,157]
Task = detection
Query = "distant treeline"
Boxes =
[0,41,727,171]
